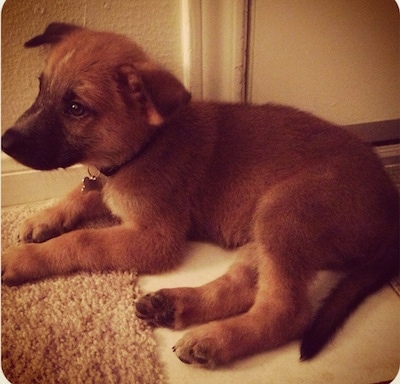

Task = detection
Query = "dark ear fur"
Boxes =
[119,65,191,122]
[24,22,80,48]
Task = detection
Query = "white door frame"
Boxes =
[180,0,249,102]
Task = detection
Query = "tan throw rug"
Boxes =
[1,202,165,384]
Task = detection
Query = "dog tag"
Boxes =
[81,176,100,194]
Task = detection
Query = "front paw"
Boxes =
[19,211,66,243]
[2,244,44,285]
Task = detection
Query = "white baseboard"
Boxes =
[1,153,85,207]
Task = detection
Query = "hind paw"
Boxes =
[172,331,222,369]
[135,291,176,327]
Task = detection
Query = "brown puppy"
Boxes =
[2,23,399,368]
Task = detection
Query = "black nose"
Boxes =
[1,128,26,157]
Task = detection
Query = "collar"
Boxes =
[100,159,132,177]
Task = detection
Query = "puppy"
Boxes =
[2,23,399,368]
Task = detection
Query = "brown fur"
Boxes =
[2,23,399,367]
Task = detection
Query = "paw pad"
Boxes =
[135,291,175,327]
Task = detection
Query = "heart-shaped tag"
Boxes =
[81,176,101,194]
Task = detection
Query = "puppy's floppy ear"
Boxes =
[118,65,191,125]
[138,67,191,118]
[118,65,165,126]
[24,22,81,48]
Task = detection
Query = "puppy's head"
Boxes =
[1,23,191,171]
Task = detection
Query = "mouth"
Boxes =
[2,149,81,171]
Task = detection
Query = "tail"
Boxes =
[300,238,399,360]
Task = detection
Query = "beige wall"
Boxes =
[1,0,183,132]
[248,0,399,125]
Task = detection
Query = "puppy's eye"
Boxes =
[67,102,86,117]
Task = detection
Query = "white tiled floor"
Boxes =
[139,242,400,384]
